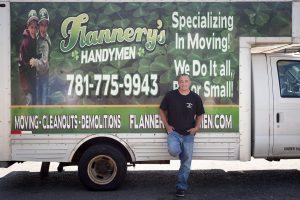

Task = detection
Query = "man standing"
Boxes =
[18,9,39,105]
[160,74,205,197]
[30,8,51,105]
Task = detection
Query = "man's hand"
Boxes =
[187,127,199,135]
[188,115,203,135]
[166,124,174,134]
[30,58,38,67]
[159,108,175,134]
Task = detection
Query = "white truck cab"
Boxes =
[252,50,300,159]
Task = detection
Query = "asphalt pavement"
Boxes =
[1,160,300,200]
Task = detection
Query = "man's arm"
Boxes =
[30,42,49,74]
[187,114,203,135]
[159,109,174,134]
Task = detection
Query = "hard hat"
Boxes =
[38,8,49,24]
[27,9,38,25]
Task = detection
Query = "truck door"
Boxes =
[269,55,300,156]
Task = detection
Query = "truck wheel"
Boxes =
[78,145,127,190]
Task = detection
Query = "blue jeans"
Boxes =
[168,131,194,191]
[37,75,48,105]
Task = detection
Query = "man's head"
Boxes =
[177,74,191,93]
[38,8,49,38]
[27,10,38,39]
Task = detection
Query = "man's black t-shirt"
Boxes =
[160,90,205,135]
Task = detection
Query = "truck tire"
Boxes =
[78,144,127,190]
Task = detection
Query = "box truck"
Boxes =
[1,0,300,190]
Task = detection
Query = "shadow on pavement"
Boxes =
[0,169,300,200]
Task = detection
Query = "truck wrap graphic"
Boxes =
[10,2,292,133]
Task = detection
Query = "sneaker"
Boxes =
[176,190,185,197]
